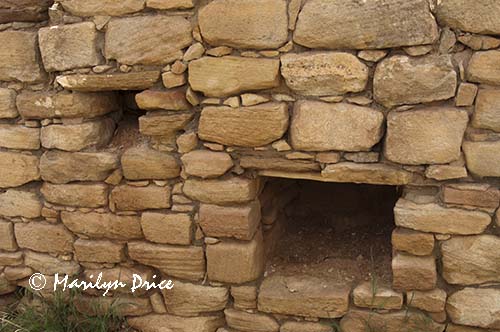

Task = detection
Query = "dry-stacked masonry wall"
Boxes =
[0,0,500,331]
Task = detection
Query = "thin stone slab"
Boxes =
[56,71,160,92]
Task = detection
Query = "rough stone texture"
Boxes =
[442,235,500,285]
[463,141,500,177]
[374,55,457,108]
[110,185,171,211]
[321,163,413,185]
[206,232,264,283]
[121,147,180,180]
[240,155,320,172]
[128,241,205,281]
[189,57,280,97]
[105,16,192,65]
[0,189,41,218]
[472,89,500,132]
[61,211,142,240]
[139,112,193,137]
[0,152,39,188]
[128,314,225,332]
[74,239,124,263]
[199,103,288,147]
[294,0,438,50]
[385,108,468,165]
[41,182,108,208]
[83,266,154,296]
[162,280,228,316]
[290,101,384,152]
[225,309,279,332]
[0,88,17,119]
[394,199,491,235]
[24,251,80,276]
[40,151,119,184]
[443,183,499,209]
[352,282,403,310]
[467,51,500,85]
[0,125,40,150]
[391,228,434,256]
[15,223,74,254]
[425,165,468,181]
[436,0,500,35]
[75,296,152,317]
[281,52,369,96]
[181,151,233,178]
[258,274,350,318]
[0,220,16,251]
[231,286,257,310]
[0,0,52,23]
[59,0,145,16]
[447,288,500,329]
[38,22,102,72]
[0,31,44,82]
[280,322,333,332]
[199,201,261,241]
[56,71,160,92]
[407,289,447,313]
[141,212,192,245]
[456,83,478,107]
[198,0,288,49]
[392,253,437,291]
[146,0,194,10]
[135,89,190,111]
[183,177,259,204]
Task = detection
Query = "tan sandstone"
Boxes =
[321,163,413,185]
[181,151,233,178]
[0,151,39,188]
[146,0,194,10]
[352,281,403,310]
[0,88,17,118]
[74,239,125,263]
[443,183,499,209]
[135,89,190,111]
[0,31,44,82]
[0,189,41,218]
[392,253,437,291]
[240,155,320,173]
[436,0,500,35]
[122,147,180,180]
[141,212,192,245]
[391,228,435,256]
[138,112,193,138]
[24,251,80,276]
[280,322,333,332]
[59,0,145,16]
[128,314,224,332]
[15,223,74,254]
[473,89,500,132]
[407,289,447,313]
[56,72,160,92]
[467,51,500,86]
[0,125,40,150]
[0,220,16,251]
[183,177,260,204]
[41,182,108,208]
[447,288,500,329]
[463,141,500,177]
[111,185,171,211]
[225,309,279,332]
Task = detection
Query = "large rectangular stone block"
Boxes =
[121,147,180,180]
[472,89,500,132]
[183,177,260,204]
[0,125,40,150]
[447,288,500,329]
[111,185,171,211]
[141,212,192,245]
[0,31,44,82]
[436,0,500,35]
[15,223,74,254]
[0,151,39,188]
[463,141,500,177]
[467,51,500,86]
[41,182,108,208]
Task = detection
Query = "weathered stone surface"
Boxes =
[135,89,190,111]
[258,274,350,318]
[225,309,279,332]
[57,71,160,92]
[473,89,500,132]
[198,0,288,49]
[111,185,171,211]
[456,83,479,107]
[394,199,491,235]
[321,163,412,185]
[353,282,403,310]
[294,0,438,50]
[183,177,259,204]
[61,211,142,240]
[281,52,369,96]
[75,295,151,317]
[290,101,383,152]
[15,223,74,254]
[447,288,500,329]
[0,88,17,119]
[83,266,154,296]
[189,57,280,97]
[374,55,457,108]
[0,189,41,218]
[139,112,193,137]
[458,34,500,51]
[0,31,44,82]
[0,220,16,251]
[181,151,233,178]
[199,201,261,240]
[280,322,333,332]
[74,239,125,263]
[0,125,40,150]
[207,232,264,283]
[122,147,180,180]
[39,22,102,72]
[59,0,145,16]
[146,0,194,9]
[141,212,192,245]
[0,152,39,188]
[385,108,468,165]
[443,183,499,209]
[163,280,228,316]
[0,0,52,23]
[446,324,491,332]
[436,0,500,35]
[231,285,257,310]
[105,16,192,65]
[240,155,320,172]
[467,51,500,85]
[40,151,118,184]
[128,314,225,332]
[24,250,80,276]
[407,289,447,313]
[41,182,108,208]
[128,241,205,281]
[463,141,500,177]
[425,165,468,181]
[0,251,22,266]
[392,253,437,290]
[391,228,434,256]
[442,235,500,285]
[41,119,115,151]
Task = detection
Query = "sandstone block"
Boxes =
[128,241,205,281]
[447,288,500,329]
[407,289,447,313]
[0,251,22,266]
[74,239,125,263]
[138,112,193,137]
[111,185,171,211]
[181,150,233,178]
[385,108,468,165]
[280,322,333,332]
[75,295,151,317]
[467,51,500,85]
[446,324,490,332]
[225,309,279,332]
[0,88,17,118]
[352,282,403,310]
[294,0,438,50]
[41,182,108,208]
[443,183,499,209]
[456,83,478,107]
[105,16,192,65]
[0,220,16,251]
[128,314,225,332]
[0,0,52,23]
[83,266,154,296]
[135,89,190,111]
[0,189,41,218]
[24,250,80,276]
[199,202,261,241]
[183,177,260,204]
[374,55,457,108]
[394,199,491,235]
[0,125,40,150]
[463,141,500,177]
[121,147,180,180]
[57,71,160,92]
[258,274,350,318]
[290,101,384,152]
[436,0,500,35]
[15,223,74,254]
[40,151,118,184]
[146,0,194,9]
[231,285,257,310]
[59,0,145,16]
[41,118,115,152]
[392,253,437,291]
[141,212,192,245]
[321,163,413,185]
[391,228,434,256]
[0,31,44,82]
[162,280,228,316]
[281,52,369,96]
[472,89,500,132]
[425,165,468,181]
[198,0,288,49]
[61,211,142,240]
[189,57,280,97]
[240,155,320,173]
[0,151,39,188]
[39,22,102,72]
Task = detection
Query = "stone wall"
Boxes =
[0,0,500,331]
